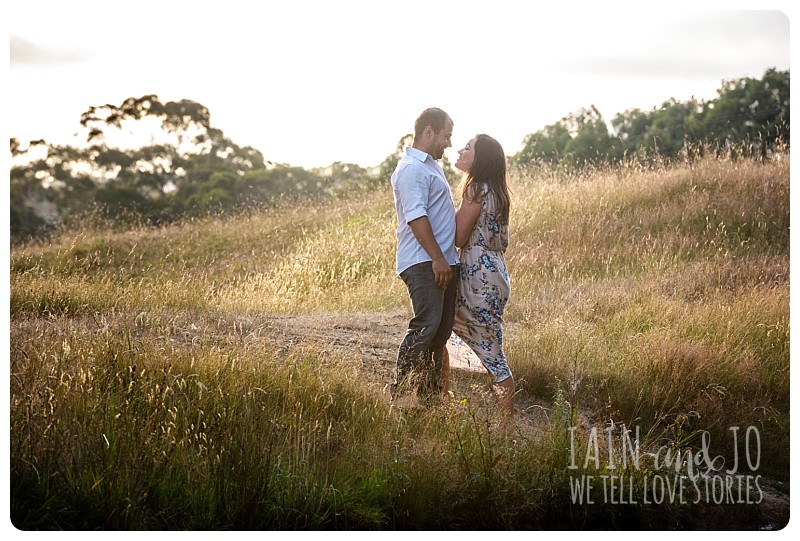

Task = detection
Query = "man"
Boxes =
[391,107,459,404]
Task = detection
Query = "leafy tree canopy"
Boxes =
[514,68,789,168]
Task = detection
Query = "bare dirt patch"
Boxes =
[260,310,551,422]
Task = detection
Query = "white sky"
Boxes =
[5,0,793,169]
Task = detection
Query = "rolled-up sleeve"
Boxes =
[396,164,429,224]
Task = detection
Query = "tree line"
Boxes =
[9,68,788,241]
[514,68,788,168]
[9,96,420,240]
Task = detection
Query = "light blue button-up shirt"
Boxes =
[391,147,459,275]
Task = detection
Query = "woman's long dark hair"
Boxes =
[461,134,511,225]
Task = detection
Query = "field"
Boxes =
[9,153,790,529]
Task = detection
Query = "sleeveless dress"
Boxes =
[451,186,512,383]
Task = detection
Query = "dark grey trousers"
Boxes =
[395,261,459,397]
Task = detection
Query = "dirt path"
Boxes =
[260,309,552,424]
[262,309,491,374]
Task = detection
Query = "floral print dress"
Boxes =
[452,186,512,383]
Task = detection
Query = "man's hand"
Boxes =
[408,216,453,289]
[431,256,452,289]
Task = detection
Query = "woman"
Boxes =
[447,134,515,418]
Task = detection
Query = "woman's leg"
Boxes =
[451,324,514,419]
[493,375,515,421]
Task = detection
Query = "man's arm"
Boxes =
[408,216,452,289]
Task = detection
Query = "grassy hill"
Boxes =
[9,153,789,529]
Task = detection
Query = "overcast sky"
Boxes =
[6,0,792,168]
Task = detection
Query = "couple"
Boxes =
[391,107,514,419]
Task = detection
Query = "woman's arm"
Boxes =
[455,192,481,248]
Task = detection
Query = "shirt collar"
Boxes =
[405,146,430,162]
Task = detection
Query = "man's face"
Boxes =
[427,118,453,160]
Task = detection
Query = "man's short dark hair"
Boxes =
[414,108,451,139]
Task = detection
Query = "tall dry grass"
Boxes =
[504,155,789,478]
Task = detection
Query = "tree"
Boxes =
[514,106,614,167]
[704,68,789,156]
[79,95,211,147]
[9,157,55,239]
[78,95,268,194]
[561,106,616,167]
[513,122,571,166]
[236,165,325,207]
[513,68,789,167]
[312,162,371,195]
[611,108,653,158]
[180,171,239,216]
[9,95,275,233]
[642,98,697,157]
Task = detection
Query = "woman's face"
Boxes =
[455,137,477,173]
